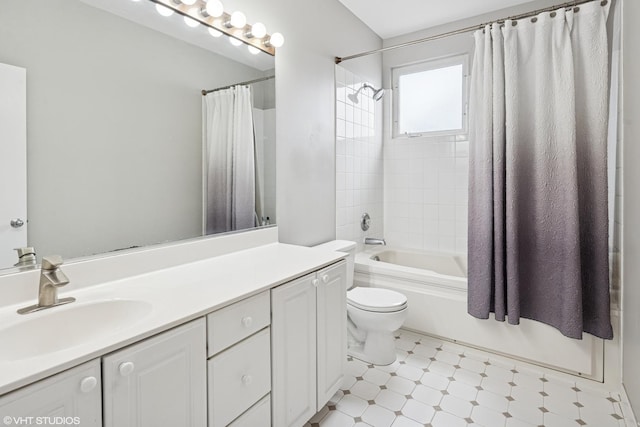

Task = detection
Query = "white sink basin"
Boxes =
[0,299,153,361]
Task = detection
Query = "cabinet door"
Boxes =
[271,273,317,427]
[0,360,101,426]
[102,319,206,427]
[316,261,347,409]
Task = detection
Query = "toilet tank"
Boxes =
[313,240,356,289]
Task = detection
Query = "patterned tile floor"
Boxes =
[305,330,634,427]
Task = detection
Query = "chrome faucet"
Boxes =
[364,237,386,246]
[17,255,75,315]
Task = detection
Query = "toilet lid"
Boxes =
[347,287,408,313]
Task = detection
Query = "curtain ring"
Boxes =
[531,17,538,23]
[601,0,608,5]
[550,11,557,18]
[512,21,518,26]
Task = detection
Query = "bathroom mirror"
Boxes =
[0,0,276,273]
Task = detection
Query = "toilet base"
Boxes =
[348,330,397,366]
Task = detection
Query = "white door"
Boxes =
[271,273,317,427]
[102,319,207,427]
[0,62,27,267]
[316,261,347,409]
[0,360,102,426]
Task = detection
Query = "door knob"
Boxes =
[119,362,135,377]
[312,279,319,288]
[10,218,24,228]
[241,375,253,385]
[322,274,329,284]
[241,316,253,328]
[80,376,97,393]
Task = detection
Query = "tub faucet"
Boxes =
[17,255,76,315]
[364,237,386,246]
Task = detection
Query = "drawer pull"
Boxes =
[312,279,319,288]
[80,376,97,393]
[241,374,253,385]
[119,362,135,377]
[322,274,329,284]
[241,316,253,328]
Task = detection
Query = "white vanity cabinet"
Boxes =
[271,261,347,427]
[207,290,271,427]
[0,360,102,426]
[102,319,207,427]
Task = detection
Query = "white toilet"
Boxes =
[314,240,408,366]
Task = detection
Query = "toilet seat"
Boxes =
[347,287,408,313]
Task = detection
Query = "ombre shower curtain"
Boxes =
[468,0,613,339]
[204,85,256,234]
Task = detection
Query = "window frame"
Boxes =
[391,54,469,139]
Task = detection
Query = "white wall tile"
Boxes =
[335,66,384,246]
[385,136,468,254]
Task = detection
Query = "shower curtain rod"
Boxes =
[201,75,275,96]
[335,0,607,64]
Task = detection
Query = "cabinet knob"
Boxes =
[312,279,319,288]
[241,316,253,328]
[241,374,253,385]
[80,376,97,393]
[322,274,329,284]
[119,362,135,377]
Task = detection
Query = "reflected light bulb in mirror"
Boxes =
[267,32,284,48]
[230,11,246,29]
[180,0,197,5]
[250,22,267,39]
[205,0,224,18]
[155,4,174,17]
[184,9,200,27]
[248,45,260,55]
[208,27,222,37]
[230,37,243,46]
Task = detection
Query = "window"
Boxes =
[392,55,468,138]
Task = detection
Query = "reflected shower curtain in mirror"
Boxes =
[467,1,613,339]
[204,85,255,234]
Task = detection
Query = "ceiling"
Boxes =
[337,0,538,39]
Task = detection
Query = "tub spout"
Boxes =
[364,237,386,246]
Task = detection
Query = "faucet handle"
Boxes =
[41,255,64,270]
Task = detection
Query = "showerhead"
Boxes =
[348,83,385,104]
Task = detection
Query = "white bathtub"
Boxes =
[355,247,604,380]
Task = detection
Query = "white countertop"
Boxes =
[0,242,345,395]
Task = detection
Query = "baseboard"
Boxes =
[620,384,639,426]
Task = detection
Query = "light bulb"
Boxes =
[130,0,141,2]
[184,16,199,27]
[230,37,243,46]
[208,27,222,37]
[205,0,224,18]
[248,45,260,55]
[230,11,246,29]
[180,0,197,4]
[184,8,200,27]
[267,32,284,48]
[155,4,174,17]
[249,22,267,39]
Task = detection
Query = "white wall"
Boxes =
[0,0,266,260]
[335,65,384,247]
[234,1,382,246]
[622,0,640,419]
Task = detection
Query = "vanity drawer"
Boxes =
[208,327,271,426]
[207,290,270,357]
[228,394,270,427]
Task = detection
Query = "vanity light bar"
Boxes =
[146,0,281,56]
